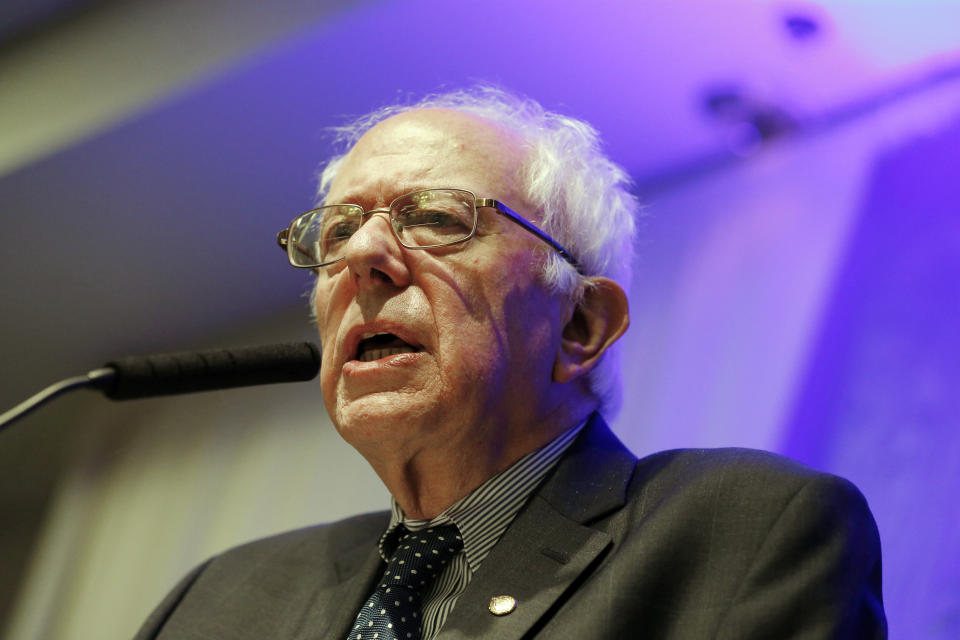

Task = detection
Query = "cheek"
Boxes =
[311,278,345,395]
[431,268,543,382]
[313,273,346,342]
[419,279,498,388]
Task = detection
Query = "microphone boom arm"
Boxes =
[0,368,113,433]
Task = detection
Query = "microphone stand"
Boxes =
[0,369,113,433]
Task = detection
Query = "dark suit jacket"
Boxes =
[135,414,886,639]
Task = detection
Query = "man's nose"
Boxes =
[343,210,411,288]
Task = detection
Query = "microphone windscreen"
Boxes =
[102,342,321,400]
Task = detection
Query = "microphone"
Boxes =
[0,342,321,432]
[99,342,321,399]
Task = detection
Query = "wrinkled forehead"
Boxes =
[328,109,531,209]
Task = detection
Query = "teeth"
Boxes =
[358,346,417,362]
[361,331,392,340]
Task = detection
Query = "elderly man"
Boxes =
[136,88,885,639]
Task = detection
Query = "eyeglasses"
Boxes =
[277,188,581,272]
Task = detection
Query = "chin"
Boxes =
[332,392,440,445]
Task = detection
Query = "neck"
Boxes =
[363,404,591,519]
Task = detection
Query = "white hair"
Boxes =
[314,86,640,417]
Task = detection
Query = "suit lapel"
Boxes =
[292,530,385,640]
[437,414,636,640]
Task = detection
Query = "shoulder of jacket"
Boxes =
[626,447,860,511]
[209,510,390,567]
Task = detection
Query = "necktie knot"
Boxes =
[382,524,463,594]
[348,523,462,640]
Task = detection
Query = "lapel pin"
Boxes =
[488,595,517,616]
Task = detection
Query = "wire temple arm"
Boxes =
[479,198,583,273]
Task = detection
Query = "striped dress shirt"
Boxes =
[376,420,586,639]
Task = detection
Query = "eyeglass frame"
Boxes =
[276,188,582,272]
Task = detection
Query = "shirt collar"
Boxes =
[378,419,587,573]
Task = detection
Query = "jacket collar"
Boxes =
[436,413,637,639]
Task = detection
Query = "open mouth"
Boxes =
[355,332,420,362]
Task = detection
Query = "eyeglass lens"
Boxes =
[288,189,477,266]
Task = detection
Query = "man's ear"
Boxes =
[553,277,630,384]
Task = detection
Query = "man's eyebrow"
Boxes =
[330,185,441,206]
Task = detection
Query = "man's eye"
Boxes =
[323,220,358,247]
[330,222,357,238]
[403,210,458,228]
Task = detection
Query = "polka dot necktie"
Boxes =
[348,524,463,640]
